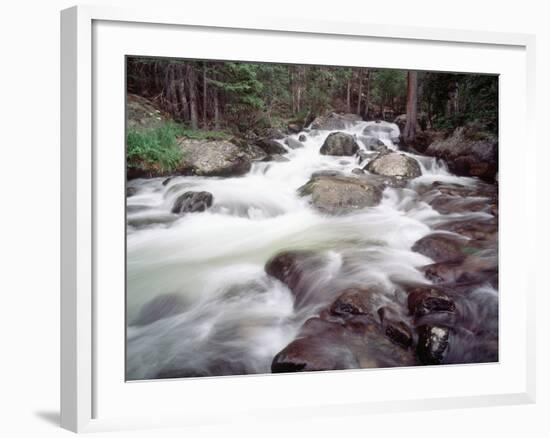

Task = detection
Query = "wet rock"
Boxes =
[161,177,173,186]
[365,152,422,179]
[416,325,450,365]
[310,112,363,130]
[421,254,498,286]
[271,335,359,372]
[298,174,383,214]
[284,137,304,149]
[377,307,413,348]
[179,139,251,176]
[330,287,378,318]
[171,191,213,214]
[269,154,290,162]
[320,132,360,156]
[264,251,325,305]
[407,286,455,318]
[254,138,288,155]
[351,168,365,175]
[298,134,307,142]
[411,233,467,263]
[425,124,498,180]
[435,219,497,242]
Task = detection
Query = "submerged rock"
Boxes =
[365,152,422,179]
[320,132,359,156]
[171,191,213,214]
[284,137,304,149]
[298,134,307,142]
[298,174,382,214]
[132,293,187,326]
[411,233,468,263]
[179,139,251,176]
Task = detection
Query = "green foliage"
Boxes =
[370,70,407,110]
[126,123,183,173]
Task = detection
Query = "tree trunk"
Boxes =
[403,71,418,143]
[364,70,371,119]
[186,64,199,130]
[202,62,207,127]
[356,68,363,115]
[346,76,351,113]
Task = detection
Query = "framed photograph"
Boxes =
[61,4,536,433]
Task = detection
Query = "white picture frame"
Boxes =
[60,4,537,433]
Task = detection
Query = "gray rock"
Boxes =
[298,174,382,214]
[254,138,288,155]
[310,112,363,130]
[320,132,359,156]
[179,139,251,176]
[298,134,307,142]
[365,152,421,179]
[171,191,213,214]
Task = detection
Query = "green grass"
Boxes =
[126,122,231,174]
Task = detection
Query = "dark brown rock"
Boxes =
[407,286,456,318]
[171,191,213,214]
[416,325,450,365]
[411,233,467,263]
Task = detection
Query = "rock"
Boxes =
[162,177,173,186]
[271,334,359,373]
[284,137,304,149]
[359,136,386,150]
[407,286,455,318]
[171,191,213,214]
[416,325,450,365]
[365,152,422,179]
[267,154,290,162]
[420,253,498,287]
[310,112,363,130]
[393,114,408,132]
[264,250,326,306]
[179,139,251,176]
[330,287,378,318]
[362,122,399,140]
[298,174,383,214]
[242,144,269,162]
[351,168,365,175]
[254,138,288,155]
[377,307,413,348]
[320,132,360,156]
[265,127,285,139]
[424,124,498,180]
[411,233,467,263]
[298,134,307,142]
[287,123,302,133]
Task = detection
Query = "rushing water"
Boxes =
[126,120,497,380]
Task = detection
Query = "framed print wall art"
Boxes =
[60,4,536,433]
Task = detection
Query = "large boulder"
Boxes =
[171,191,213,214]
[310,112,363,130]
[407,286,456,319]
[320,132,360,156]
[179,139,251,176]
[329,287,378,318]
[424,124,498,180]
[298,174,382,215]
[365,152,422,179]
